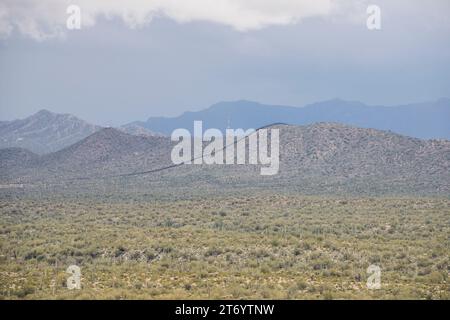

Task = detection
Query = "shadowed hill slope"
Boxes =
[1,123,449,196]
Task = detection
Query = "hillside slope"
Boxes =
[1,123,449,196]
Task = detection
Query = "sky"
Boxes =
[0,0,450,126]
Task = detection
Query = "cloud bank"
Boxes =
[1,0,449,41]
[0,0,348,40]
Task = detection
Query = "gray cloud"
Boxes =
[0,1,449,125]
[0,0,361,40]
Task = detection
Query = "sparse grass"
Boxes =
[0,194,449,299]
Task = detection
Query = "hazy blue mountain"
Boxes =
[129,98,450,139]
[0,110,161,154]
[0,109,101,154]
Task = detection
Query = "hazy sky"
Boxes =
[1,0,450,126]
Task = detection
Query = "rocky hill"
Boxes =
[0,110,101,154]
[0,127,172,182]
[118,123,164,137]
[1,123,449,196]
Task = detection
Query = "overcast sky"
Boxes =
[1,0,450,126]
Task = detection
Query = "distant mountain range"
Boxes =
[128,98,450,140]
[1,123,449,196]
[2,98,449,155]
[0,110,159,154]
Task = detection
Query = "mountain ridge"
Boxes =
[128,98,450,140]
[1,122,449,196]
[0,109,102,154]
[0,109,163,154]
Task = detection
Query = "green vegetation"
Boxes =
[0,195,449,299]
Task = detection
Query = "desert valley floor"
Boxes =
[1,193,448,299]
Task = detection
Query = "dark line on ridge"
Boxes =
[64,122,287,182]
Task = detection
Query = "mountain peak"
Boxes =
[31,109,57,119]
[0,109,101,154]
[80,126,167,147]
[35,109,54,115]
[92,126,126,138]
[46,124,170,168]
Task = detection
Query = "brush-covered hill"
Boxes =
[37,127,172,179]
[147,123,450,196]
[1,123,449,196]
